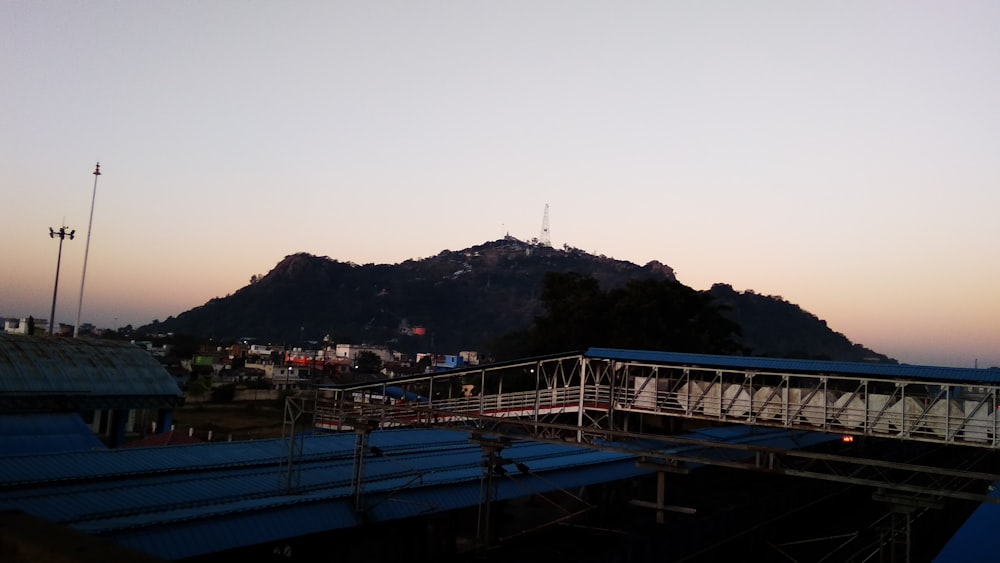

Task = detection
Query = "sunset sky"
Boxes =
[2,2,998,368]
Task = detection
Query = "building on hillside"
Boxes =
[131,340,171,358]
[333,343,394,363]
[51,323,74,336]
[433,354,465,371]
[4,317,47,335]
[247,343,278,363]
[286,347,324,366]
[269,365,311,390]
[4,317,26,334]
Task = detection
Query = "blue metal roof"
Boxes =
[586,347,1000,384]
[933,483,1000,562]
[0,425,848,560]
[0,334,181,408]
[0,413,105,455]
[0,428,655,560]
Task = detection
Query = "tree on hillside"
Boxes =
[491,272,742,360]
[167,333,204,359]
[607,279,743,354]
[530,272,609,353]
[354,351,383,375]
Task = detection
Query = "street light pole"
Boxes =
[74,163,101,337]
[49,226,75,335]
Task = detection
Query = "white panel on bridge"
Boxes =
[703,383,751,419]
[633,376,657,410]
[677,381,708,414]
[962,400,994,443]
[886,396,924,433]
[833,393,865,429]
[867,394,894,433]
[753,387,785,421]
[926,400,963,438]
[789,388,837,426]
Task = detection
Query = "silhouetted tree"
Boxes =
[168,333,203,359]
[211,383,237,403]
[607,279,742,354]
[531,272,609,353]
[354,351,383,375]
[492,273,741,359]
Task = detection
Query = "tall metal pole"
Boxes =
[49,226,75,335]
[73,163,101,337]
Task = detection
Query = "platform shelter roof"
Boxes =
[0,334,181,411]
[0,424,839,560]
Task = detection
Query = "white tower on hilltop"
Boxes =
[539,204,551,247]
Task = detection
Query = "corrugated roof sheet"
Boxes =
[0,412,106,455]
[110,500,361,561]
[0,424,841,560]
[0,428,653,559]
[0,334,181,409]
[123,429,203,448]
[602,426,840,470]
[586,347,1000,384]
[932,482,1000,562]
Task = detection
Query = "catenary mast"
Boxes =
[73,163,101,337]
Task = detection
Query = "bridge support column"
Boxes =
[279,396,314,494]
[656,471,666,524]
[156,409,173,434]
[630,463,696,523]
[109,409,129,448]
[470,435,511,549]
[872,490,942,563]
[351,425,373,515]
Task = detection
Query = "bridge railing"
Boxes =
[315,385,610,429]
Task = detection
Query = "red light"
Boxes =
[841,435,854,443]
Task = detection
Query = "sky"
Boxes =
[2,1,998,368]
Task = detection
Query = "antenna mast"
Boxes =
[539,204,551,247]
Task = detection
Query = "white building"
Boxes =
[3,317,47,335]
[333,344,394,363]
[269,365,312,390]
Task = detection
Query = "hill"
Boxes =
[138,238,892,362]
[708,284,890,362]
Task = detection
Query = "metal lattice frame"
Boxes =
[279,394,314,493]
[605,360,1000,448]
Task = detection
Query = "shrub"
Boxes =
[211,383,237,403]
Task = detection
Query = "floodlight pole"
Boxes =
[49,226,75,335]
[73,163,101,337]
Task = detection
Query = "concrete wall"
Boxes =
[184,389,282,403]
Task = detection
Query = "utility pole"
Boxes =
[74,162,101,337]
[48,225,75,335]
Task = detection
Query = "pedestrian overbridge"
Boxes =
[295,348,1000,506]
[314,348,1000,450]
